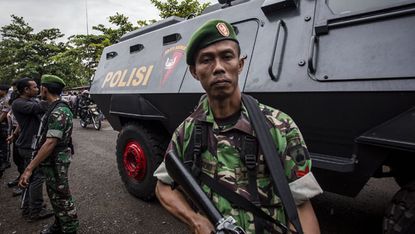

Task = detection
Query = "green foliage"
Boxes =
[0,15,66,85]
[151,0,210,19]
[92,13,138,44]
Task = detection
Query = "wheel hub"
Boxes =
[123,141,147,181]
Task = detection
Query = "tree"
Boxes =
[57,34,111,85]
[57,13,139,87]
[151,0,210,19]
[92,13,138,44]
[0,15,66,84]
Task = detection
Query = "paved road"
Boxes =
[0,120,399,233]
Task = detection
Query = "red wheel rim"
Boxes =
[123,140,147,181]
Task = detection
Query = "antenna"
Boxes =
[85,0,89,35]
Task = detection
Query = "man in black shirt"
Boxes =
[10,77,53,222]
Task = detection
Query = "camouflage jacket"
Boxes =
[155,97,322,233]
[41,102,73,165]
[0,95,10,118]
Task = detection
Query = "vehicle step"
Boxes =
[310,153,355,173]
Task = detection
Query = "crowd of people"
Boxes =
[0,76,79,234]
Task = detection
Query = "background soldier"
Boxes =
[0,84,11,177]
[154,19,322,233]
[6,80,25,196]
[19,75,79,234]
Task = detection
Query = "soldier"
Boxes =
[0,84,11,177]
[154,19,323,233]
[19,75,79,234]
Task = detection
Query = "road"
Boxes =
[0,120,400,233]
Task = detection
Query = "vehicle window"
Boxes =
[327,0,408,14]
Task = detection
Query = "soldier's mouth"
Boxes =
[212,79,231,86]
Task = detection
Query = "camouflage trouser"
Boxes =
[42,162,79,233]
[0,123,8,169]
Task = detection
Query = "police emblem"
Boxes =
[216,22,230,37]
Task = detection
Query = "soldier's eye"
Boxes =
[223,53,234,60]
[200,57,212,64]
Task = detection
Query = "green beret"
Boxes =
[41,74,66,87]
[186,19,238,65]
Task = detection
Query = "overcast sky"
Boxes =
[0,0,216,40]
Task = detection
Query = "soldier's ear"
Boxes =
[189,65,199,80]
[238,55,246,75]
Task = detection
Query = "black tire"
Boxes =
[384,181,415,234]
[93,116,101,130]
[116,123,167,201]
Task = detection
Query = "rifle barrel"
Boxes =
[165,151,223,225]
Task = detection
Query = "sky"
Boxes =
[0,0,216,40]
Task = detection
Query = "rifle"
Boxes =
[6,112,12,165]
[165,151,246,234]
[20,112,45,209]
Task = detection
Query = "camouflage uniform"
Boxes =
[0,94,10,173]
[40,103,78,233]
[155,97,322,233]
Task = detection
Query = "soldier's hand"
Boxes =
[191,213,215,234]
[19,169,33,188]
[6,134,15,144]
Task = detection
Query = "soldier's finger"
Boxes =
[19,179,27,188]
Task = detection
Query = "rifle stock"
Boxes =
[165,151,245,234]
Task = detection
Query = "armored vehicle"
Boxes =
[90,0,415,232]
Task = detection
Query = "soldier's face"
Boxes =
[40,86,47,100]
[25,81,39,98]
[190,40,244,100]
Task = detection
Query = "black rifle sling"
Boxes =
[242,135,264,234]
[184,121,208,178]
[241,94,303,234]
[40,100,69,137]
[38,100,72,153]
[199,173,288,233]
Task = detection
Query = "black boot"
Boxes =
[8,176,20,188]
[40,223,61,234]
[28,208,54,222]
